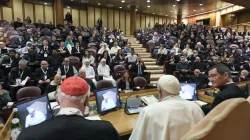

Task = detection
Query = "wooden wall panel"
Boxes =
[13,0,23,21]
[2,7,12,22]
[159,17,163,24]
[120,11,125,33]
[136,14,140,29]
[155,17,159,24]
[45,6,53,24]
[102,9,107,28]
[0,8,2,20]
[126,12,131,35]
[72,9,79,26]
[80,10,87,27]
[88,7,94,27]
[24,3,34,23]
[146,15,150,28]
[54,4,57,25]
[108,10,114,29]
[64,8,70,16]
[95,8,101,24]
[114,10,119,29]
[150,15,154,27]
[141,14,146,29]
[35,5,44,23]
[188,12,216,26]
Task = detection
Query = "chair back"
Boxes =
[16,86,41,101]
[96,80,113,90]
[134,77,147,89]
[68,56,81,70]
[182,98,250,140]
[86,48,97,58]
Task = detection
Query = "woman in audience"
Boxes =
[118,71,134,91]
[240,70,249,82]
[98,43,110,55]
[97,58,116,86]
[113,49,125,65]
[123,42,132,54]
[182,44,193,56]
[156,44,168,65]
[100,50,111,65]
[0,31,9,45]
[64,35,74,47]
[81,60,97,85]
[82,50,95,65]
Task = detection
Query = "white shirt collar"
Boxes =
[57,107,83,117]
[162,95,180,102]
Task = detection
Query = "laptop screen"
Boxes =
[179,83,197,100]
[16,95,53,128]
[95,87,121,114]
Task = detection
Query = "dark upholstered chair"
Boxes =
[114,65,126,79]
[96,80,113,90]
[16,86,41,101]
[68,56,81,70]
[133,77,147,89]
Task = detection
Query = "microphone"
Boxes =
[124,88,143,115]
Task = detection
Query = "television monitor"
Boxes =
[16,95,53,128]
[95,87,121,115]
[179,83,197,100]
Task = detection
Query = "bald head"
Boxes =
[54,74,62,85]
[78,69,86,79]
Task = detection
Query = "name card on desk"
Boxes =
[85,115,101,121]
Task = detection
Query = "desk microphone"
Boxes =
[124,89,143,115]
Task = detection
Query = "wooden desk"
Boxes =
[2,81,250,139]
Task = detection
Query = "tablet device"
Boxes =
[16,95,53,128]
[179,83,197,100]
[95,87,121,115]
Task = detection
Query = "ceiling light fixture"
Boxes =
[147,5,150,8]
[153,13,155,14]
[173,5,176,6]
[176,0,180,1]
[67,6,70,8]
[44,2,47,5]
[136,9,138,11]
[121,0,125,3]
[199,4,203,6]
[98,3,101,5]
[166,15,168,16]
[147,0,150,2]
[170,11,172,12]
[119,7,122,8]
[193,10,196,11]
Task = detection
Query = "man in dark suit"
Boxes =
[38,40,52,60]
[201,64,248,115]
[8,59,32,101]
[176,56,191,82]
[71,42,83,57]
[1,49,19,68]
[17,77,120,140]
[191,56,207,74]
[97,18,103,32]
[47,49,63,72]
[58,41,70,58]
[243,58,250,71]
[14,33,27,48]
[35,61,54,95]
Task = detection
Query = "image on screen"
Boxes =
[95,88,121,114]
[179,83,197,100]
[16,95,53,128]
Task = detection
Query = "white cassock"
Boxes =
[97,64,116,86]
[25,111,46,128]
[101,99,116,111]
[129,96,204,140]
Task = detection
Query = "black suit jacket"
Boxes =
[71,47,84,55]
[1,56,19,68]
[34,67,54,82]
[17,115,120,140]
[118,79,134,90]
[14,39,27,48]
[9,67,32,85]
[132,62,146,75]
[202,83,247,115]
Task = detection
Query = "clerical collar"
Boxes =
[162,95,179,102]
[219,82,235,91]
[57,107,83,117]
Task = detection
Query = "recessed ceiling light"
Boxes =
[136,9,138,11]
[199,4,203,6]
[119,7,122,8]
[177,0,180,1]
[147,5,150,8]
[147,0,150,2]
[166,15,168,16]
[173,5,176,6]
[98,3,101,5]
[121,0,125,3]
[70,0,73,1]
[153,13,155,14]
[67,6,70,8]
[193,10,196,11]
[170,11,172,12]
[44,2,47,5]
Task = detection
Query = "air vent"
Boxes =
[106,4,114,7]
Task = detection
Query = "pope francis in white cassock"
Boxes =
[129,75,204,140]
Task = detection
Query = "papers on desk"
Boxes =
[85,115,101,121]
[192,100,208,106]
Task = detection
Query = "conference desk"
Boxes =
[1,81,250,139]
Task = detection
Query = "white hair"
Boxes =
[19,59,28,66]
[241,70,249,75]
[57,86,90,104]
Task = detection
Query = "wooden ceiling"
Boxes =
[63,0,232,18]
[27,0,234,18]
[220,0,250,8]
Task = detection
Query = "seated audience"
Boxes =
[239,70,249,82]
[118,71,134,91]
[127,49,137,65]
[176,56,191,81]
[81,60,97,85]
[14,33,27,48]
[97,58,116,86]
[1,49,19,68]
[129,75,204,140]
[110,41,121,55]
[17,77,120,140]
[123,42,132,54]
[57,58,78,80]
[98,43,110,55]
[99,50,111,65]
[0,83,11,126]
[47,49,63,72]
[113,49,125,65]
[190,69,209,89]
[82,50,95,65]
[78,69,96,94]
[35,61,54,95]
[44,74,62,100]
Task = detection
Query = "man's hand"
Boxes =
[45,79,50,83]
[18,45,21,48]
[38,80,44,84]
[62,75,66,79]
